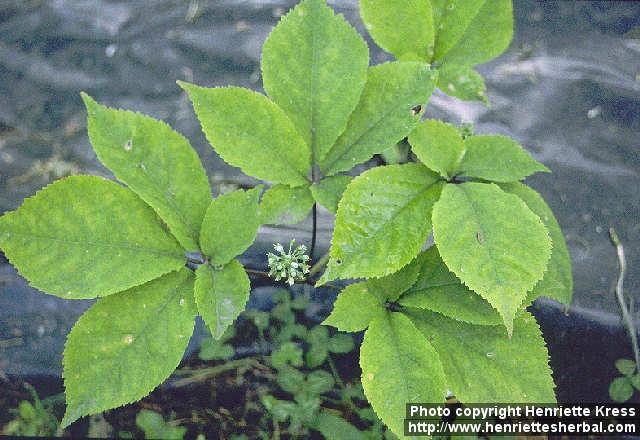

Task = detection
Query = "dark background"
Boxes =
[0,0,639,405]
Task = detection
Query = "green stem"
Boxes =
[610,227,640,370]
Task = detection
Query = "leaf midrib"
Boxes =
[3,230,182,258]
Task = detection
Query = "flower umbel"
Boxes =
[267,239,310,286]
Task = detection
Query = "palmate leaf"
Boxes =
[260,184,314,225]
[319,163,443,283]
[360,312,447,437]
[458,135,549,182]
[261,0,369,166]
[405,308,557,403]
[310,175,353,214]
[432,182,551,334]
[408,119,465,180]
[179,83,310,187]
[82,94,211,251]
[195,260,250,339]
[320,62,438,176]
[399,247,502,326]
[323,255,422,332]
[500,182,573,306]
[199,187,262,265]
[0,176,184,299]
[430,0,513,67]
[365,253,422,302]
[62,269,197,427]
[359,0,434,61]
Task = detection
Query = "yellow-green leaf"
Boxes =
[200,187,262,265]
[405,308,556,403]
[0,176,185,299]
[360,312,447,437]
[432,182,551,334]
[262,0,368,166]
[179,83,311,186]
[320,62,437,176]
[359,0,434,61]
[399,247,502,325]
[195,260,250,339]
[260,184,314,225]
[320,163,443,283]
[82,93,210,251]
[62,269,196,426]
[500,182,573,306]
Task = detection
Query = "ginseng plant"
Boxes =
[0,0,572,437]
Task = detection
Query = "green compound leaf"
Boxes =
[360,0,434,61]
[310,175,353,214]
[399,247,502,326]
[500,182,573,306]
[82,93,211,251]
[360,312,447,437]
[0,176,184,299]
[179,83,310,186]
[323,282,386,332]
[408,119,465,179]
[437,64,488,104]
[262,0,368,166]
[195,260,250,339]
[320,62,437,176]
[319,163,443,283]
[458,135,549,182]
[366,253,423,302]
[431,0,514,67]
[432,182,551,334]
[260,184,314,225]
[200,187,261,266]
[62,269,196,427]
[405,308,556,403]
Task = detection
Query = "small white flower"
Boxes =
[266,239,311,285]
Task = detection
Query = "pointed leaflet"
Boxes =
[260,184,314,225]
[323,282,386,332]
[200,187,261,265]
[409,119,465,179]
[359,0,434,61]
[437,64,488,104]
[179,83,310,186]
[500,182,573,306]
[310,175,353,214]
[82,94,210,251]
[320,62,438,176]
[432,183,551,334]
[195,260,250,339]
[261,0,368,166]
[405,308,556,403]
[0,176,184,299]
[360,312,447,437]
[319,164,443,283]
[431,0,513,67]
[366,253,422,302]
[458,135,549,182]
[399,247,501,325]
[62,269,196,426]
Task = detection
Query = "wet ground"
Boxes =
[0,0,639,408]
